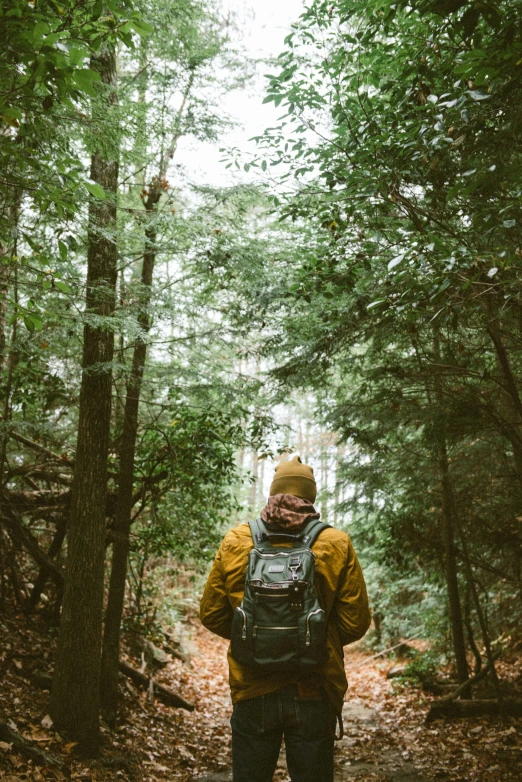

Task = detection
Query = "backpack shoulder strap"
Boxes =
[248,518,274,551]
[300,519,331,548]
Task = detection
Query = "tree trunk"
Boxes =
[28,516,67,611]
[436,436,469,691]
[482,295,522,489]
[99,66,196,725]
[249,449,259,509]
[257,456,265,507]
[320,447,328,523]
[118,660,194,710]
[464,584,482,677]
[49,46,119,751]
[427,698,522,721]
[0,188,19,375]
[455,515,503,699]
[432,333,469,693]
[0,242,11,372]
[0,214,19,487]
[100,219,156,725]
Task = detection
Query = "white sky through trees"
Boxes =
[178,0,304,186]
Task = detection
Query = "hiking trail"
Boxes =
[2,618,521,781]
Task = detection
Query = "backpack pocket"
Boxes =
[231,606,255,666]
[301,607,328,666]
[253,624,299,668]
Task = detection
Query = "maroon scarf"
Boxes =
[260,493,320,532]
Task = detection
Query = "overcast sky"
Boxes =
[178,0,305,186]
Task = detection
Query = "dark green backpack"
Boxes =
[230,517,331,671]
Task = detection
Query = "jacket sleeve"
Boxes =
[334,539,371,647]
[200,538,233,640]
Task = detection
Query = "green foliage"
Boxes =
[401,650,441,684]
[4,0,522,672]
[0,0,144,243]
[232,0,522,652]
[132,405,244,561]
[0,0,276,644]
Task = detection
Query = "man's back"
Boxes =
[200,456,371,782]
[200,520,370,714]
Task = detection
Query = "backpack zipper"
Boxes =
[253,625,298,637]
[252,551,314,559]
[305,608,324,646]
[248,579,310,588]
[237,607,247,640]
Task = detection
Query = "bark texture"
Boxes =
[49,46,119,749]
[432,333,469,692]
[100,217,157,725]
[437,436,469,691]
[28,516,67,610]
[118,660,194,710]
[100,69,194,724]
[0,722,70,773]
[427,698,522,721]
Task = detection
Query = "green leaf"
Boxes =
[32,21,49,46]
[73,68,101,95]
[388,253,405,271]
[467,90,491,101]
[23,313,43,333]
[129,18,154,35]
[85,182,106,199]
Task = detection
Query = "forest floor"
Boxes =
[1,610,522,781]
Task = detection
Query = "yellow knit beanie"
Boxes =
[269,455,317,503]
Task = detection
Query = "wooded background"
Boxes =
[1,0,522,759]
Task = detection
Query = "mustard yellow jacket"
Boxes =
[200,522,371,714]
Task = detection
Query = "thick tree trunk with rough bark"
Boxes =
[99,63,195,726]
[49,46,119,750]
[100,220,156,725]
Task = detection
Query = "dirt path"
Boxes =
[2,616,521,781]
[188,628,522,782]
[336,701,426,782]
[191,629,429,782]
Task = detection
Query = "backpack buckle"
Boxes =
[289,556,301,582]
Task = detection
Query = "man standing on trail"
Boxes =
[200,454,370,782]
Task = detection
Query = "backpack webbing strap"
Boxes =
[300,518,331,547]
[248,518,277,550]
[248,518,330,550]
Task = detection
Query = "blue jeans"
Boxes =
[231,683,336,782]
